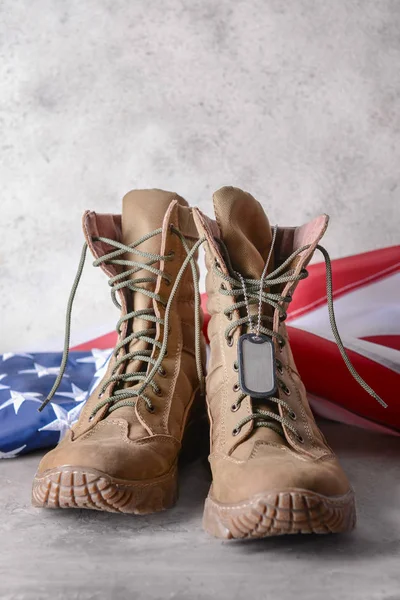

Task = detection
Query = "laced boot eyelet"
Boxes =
[88,414,95,422]
[276,360,283,375]
[296,434,304,444]
[226,312,232,321]
[158,366,167,377]
[232,427,241,436]
[155,387,162,397]
[289,410,297,421]
[220,283,227,291]
[214,259,221,269]
[233,361,239,372]
[231,403,240,412]
[164,277,172,287]
[146,404,155,413]
[233,383,240,392]
[278,339,285,353]
[168,250,175,259]
[282,383,291,396]
[227,336,234,347]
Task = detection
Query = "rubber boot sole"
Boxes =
[202,488,356,539]
[32,465,178,514]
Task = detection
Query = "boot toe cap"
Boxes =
[36,422,180,482]
[209,450,351,504]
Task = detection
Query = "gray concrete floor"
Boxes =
[1,421,399,600]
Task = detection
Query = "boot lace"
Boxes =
[39,227,206,419]
[214,243,387,441]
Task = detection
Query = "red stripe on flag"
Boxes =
[72,331,117,351]
[287,326,400,432]
[287,245,400,320]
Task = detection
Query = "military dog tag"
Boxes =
[238,333,276,398]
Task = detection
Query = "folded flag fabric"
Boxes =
[1,245,399,458]
[0,351,111,458]
[286,244,400,435]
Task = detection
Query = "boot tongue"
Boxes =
[213,187,288,451]
[121,188,188,314]
[212,187,273,280]
[121,189,187,374]
[107,190,188,427]
[121,189,187,263]
[213,186,276,327]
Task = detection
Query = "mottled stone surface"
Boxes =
[1,422,400,600]
[1,0,399,351]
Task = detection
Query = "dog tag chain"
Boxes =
[237,225,278,398]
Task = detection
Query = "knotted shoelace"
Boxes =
[215,243,387,442]
[40,227,206,419]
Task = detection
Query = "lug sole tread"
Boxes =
[203,489,356,539]
[32,467,178,515]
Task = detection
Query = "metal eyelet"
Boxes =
[88,415,95,422]
[164,278,171,286]
[232,427,241,436]
[233,383,240,392]
[158,366,166,377]
[226,312,232,321]
[146,405,155,413]
[278,339,285,353]
[168,250,175,259]
[214,259,221,269]
[276,360,283,375]
[233,361,239,372]
[231,403,240,412]
[227,336,234,347]
[289,410,297,421]
[220,283,227,291]
[282,384,291,396]
[296,434,304,444]
[155,387,162,397]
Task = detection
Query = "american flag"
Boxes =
[0,350,111,458]
[1,245,399,459]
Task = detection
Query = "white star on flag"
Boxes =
[0,390,43,415]
[38,402,86,441]
[18,363,69,378]
[76,349,112,370]
[2,353,34,361]
[88,356,111,395]
[0,374,10,391]
[55,383,87,403]
[0,444,27,459]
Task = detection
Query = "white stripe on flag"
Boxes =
[289,272,400,339]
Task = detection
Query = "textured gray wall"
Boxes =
[1,0,399,352]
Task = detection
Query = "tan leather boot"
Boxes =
[193,186,366,539]
[32,189,206,514]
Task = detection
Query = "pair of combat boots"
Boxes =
[32,187,383,539]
